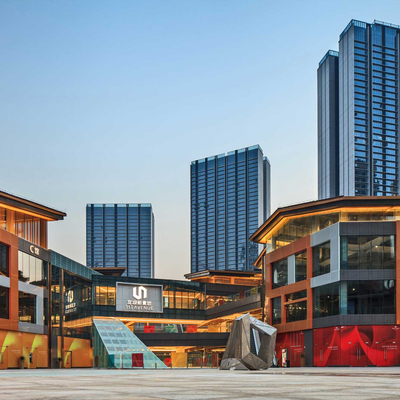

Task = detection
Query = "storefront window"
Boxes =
[286,300,307,322]
[313,242,330,277]
[0,286,9,319]
[341,235,395,270]
[295,251,307,282]
[272,258,288,289]
[272,297,281,325]
[19,291,36,324]
[0,243,9,277]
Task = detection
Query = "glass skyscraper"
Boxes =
[190,145,271,273]
[86,204,154,278]
[318,20,400,198]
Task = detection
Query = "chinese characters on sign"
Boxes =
[125,298,154,311]
[116,283,163,313]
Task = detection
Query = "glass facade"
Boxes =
[286,290,307,302]
[313,283,340,318]
[341,235,395,269]
[0,209,5,230]
[272,297,281,325]
[0,287,9,319]
[0,205,47,246]
[19,291,36,324]
[272,258,288,289]
[51,264,93,340]
[191,145,270,272]
[286,300,307,323]
[295,251,307,282]
[313,280,396,318]
[0,243,8,277]
[319,20,400,197]
[313,242,330,277]
[265,208,400,253]
[86,204,154,278]
[92,276,206,321]
[14,212,41,244]
[18,251,47,287]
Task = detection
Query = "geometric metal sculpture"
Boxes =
[220,313,277,370]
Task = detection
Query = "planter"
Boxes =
[300,358,305,367]
[18,359,25,369]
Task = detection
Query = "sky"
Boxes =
[1,0,400,280]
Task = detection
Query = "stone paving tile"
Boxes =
[0,368,400,400]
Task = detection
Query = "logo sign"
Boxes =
[133,286,147,300]
[29,245,40,256]
[65,289,77,314]
[116,283,163,313]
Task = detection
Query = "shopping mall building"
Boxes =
[0,189,263,369]
[1,190,400,368]
[251,196,400,367]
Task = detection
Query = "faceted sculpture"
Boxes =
[220,313,277,370]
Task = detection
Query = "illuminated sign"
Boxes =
[29,245,40,256]
[133,286,147,300]
[116,283,163,313]
[65,290,77,314]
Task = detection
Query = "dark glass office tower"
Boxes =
[86,204,154,278]
[190,145,271,273]
[318,50,339,199]
[318,20,400,198]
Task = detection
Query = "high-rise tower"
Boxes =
[190,145,271,273]
[86,203,155,278]
[318,20,400,198]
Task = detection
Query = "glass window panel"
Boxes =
[272,297,281,325]
[312,242,330,277]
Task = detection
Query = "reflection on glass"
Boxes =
[313,242,330,277]
[272,258,288,289]
[19,291,36,324]
[341,235,395,270]
[0,243,9,277]
[285,300,307,322]
[295,251,307,282]
[272,297,281,325]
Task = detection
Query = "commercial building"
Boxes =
[0,190,96,369]
[318,20,400,198]
[86,203,155,278]
[190,145,270,273]
[251,196,400,367]
[6,187,400,368]
[0,189,263,369]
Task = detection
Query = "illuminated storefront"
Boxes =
[0,188,262,369]
[251,196,400,367]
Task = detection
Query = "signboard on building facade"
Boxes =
[65,289,77,314]
[116,282,163,313]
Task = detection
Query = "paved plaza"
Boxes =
[0,368,400,400]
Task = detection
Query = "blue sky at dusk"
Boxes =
[1,0,400,279]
